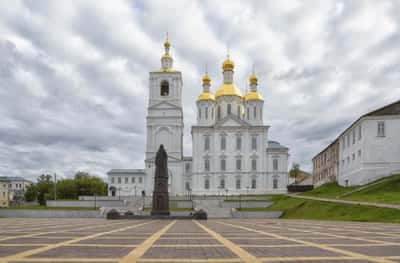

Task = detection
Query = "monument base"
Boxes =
[150,210,170,216]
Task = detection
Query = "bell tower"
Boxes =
[145,34,184,195]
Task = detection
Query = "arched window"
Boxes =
[251,179,257,189]
[237,105,240,116]
[204,179,210,189]
[211,108,214,119]
[160,80,169,96]
[253,106,257,118]
[220,179,225,188]
[273,159,278,171]
[227,104,231,114]
[205,107,208,119]
[204,159,210,171]
[198,108,201,119]
[247,108,250,120]
[217,106,221,120]
[236,179,241,189]
[204,136,210,150]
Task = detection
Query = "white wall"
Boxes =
[338,116,400,186]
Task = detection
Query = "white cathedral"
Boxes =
[107,37,289,197]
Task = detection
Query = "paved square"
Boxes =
[0,218,399,262]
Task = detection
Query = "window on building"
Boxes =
[185,182,190,191]
[185,163,191,173]
[221,136,226,150]
[342,138,345,150]
[236,179,241,189]
[204,136,210,150]
[251,159,257,171]
[247,108,250,120]
[131,177,135,183]
[220,179,225,189]
[377,121,385,137]
[204,159,210,171]
[347,156,350,164]
[273,159,278,171]
[236,136,241,150]
[352,153,355,160]
[251,136,257,150]
[251,179,257,189]
[273,178,278,189]
[352,129,356,144]
[205,107,208,119]
[358,149,361,157]
[118,177,121,184]
[217,106,221,120]
[139,177,143,183]
[347,134,350,147]
[204,179,210,189]
[111,177,115,184]
[125,177,128,184]
[237,105,240,116]
[253,107,256,119]
[236,159,241,171]
[211,107,214,119]
[221,159,226,171]
[160,80,169,96]
[227,104,231,114]
[342,160,345,166]
[198,108,201,119]
[358,125,362,140]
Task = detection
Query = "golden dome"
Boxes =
[215,83,242,98]
[162,53,172,60]
[202,73,211,85]
[244,91,264,101]
[222,58,235,71]
[164,40,170,49]
[197,92,215,101]
[249,73,258,85]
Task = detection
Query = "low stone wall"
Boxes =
[0,209,101,218]
[46,200,124,208]
[222,201,273,209]
[232,211,282,219]
[175,201,193,208]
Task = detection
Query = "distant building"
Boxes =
[0,177,33,203]
[107,169,146,197]
[338,100,400,186]
[0,179,11,207]
[312,100,400,187]
[294,170,312,185]
[312,139,339,186]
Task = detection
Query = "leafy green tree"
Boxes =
[36,174,54,205]
[56,179,78,200]
[289,163,301,185]
[24,184,37,202]
[74,172,107,196]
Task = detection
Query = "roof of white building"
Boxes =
[267,140,289,150]
[0,176,32,183]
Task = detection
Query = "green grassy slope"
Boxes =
[301,182,357,198]
[265,195,400,223]
[343,174,400,204]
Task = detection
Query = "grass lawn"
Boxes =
[245,195,400,223]
[343,174,400,204]
[301,182,357,198]
[1,205,97,211]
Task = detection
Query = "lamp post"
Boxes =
[94,193,97,210]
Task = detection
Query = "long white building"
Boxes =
[338,100,400,186]
[107,37,289,196]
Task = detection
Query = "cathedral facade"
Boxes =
[107,38,289,197]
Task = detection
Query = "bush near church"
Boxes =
[24,172,107,205]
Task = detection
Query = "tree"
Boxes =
[289,163,301,185]
[36,174,54,205]
[74,172,107,196]
[56,179,78,200]
[24,184,37,202]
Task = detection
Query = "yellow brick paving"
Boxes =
[0,219,399,263]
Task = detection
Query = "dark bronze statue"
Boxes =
[151,144,170,216]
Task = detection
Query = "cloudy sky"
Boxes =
[1,0,400,182]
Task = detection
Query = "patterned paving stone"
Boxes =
[143,247,238,258]
[28,246,134,258]
[243,246,342,257]
[334,245,400,257]
[0,246,42,257]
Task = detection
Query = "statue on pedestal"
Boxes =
[151,144,170,216]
